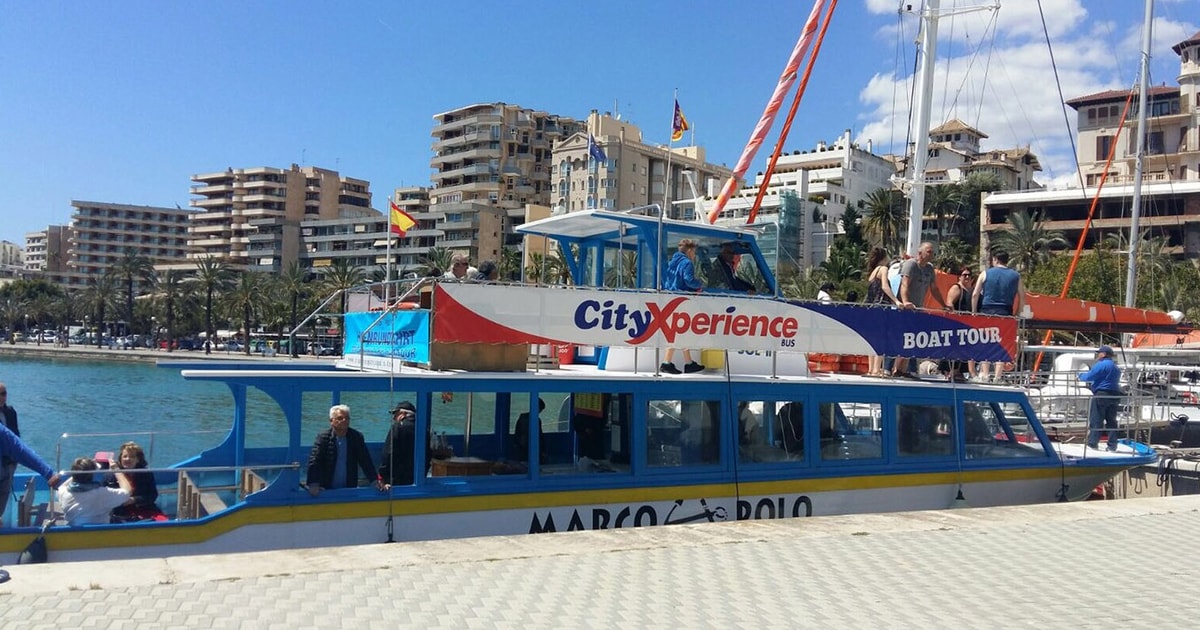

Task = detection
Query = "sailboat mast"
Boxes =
[1125,0,1154,308]
[905,0,940,258]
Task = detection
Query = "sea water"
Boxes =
[0,355,507,472]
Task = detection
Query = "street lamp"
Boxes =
[151,316,157,350]
[24,314,30,345]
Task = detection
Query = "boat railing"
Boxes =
[33,462,301,528]
[54,429,228,473]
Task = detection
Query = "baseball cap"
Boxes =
[1097,345,1113,356]
[389,401,416,415]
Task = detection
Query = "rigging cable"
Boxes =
[1035,0,1085,191]
[746,0,838,224]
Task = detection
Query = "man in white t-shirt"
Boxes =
[57,457,133,525]
[442,253,477,281]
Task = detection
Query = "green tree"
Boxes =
[419,247,455,277]
[319,259,367,349]
[988,210,1067,273]
[925,184,962,243]
[604,251,639,288]
[862,188,906,253]
[935,237,978,273]
[194,256,234,353]
[838,205,866,249]
[83,273,120,347]
[153,269,194,352]
[278,261,310,357]
[0,298,25,344]
[225,271,272,356]
[499,246,522,281]
[112,248,156,336]
[957,172,1003,245]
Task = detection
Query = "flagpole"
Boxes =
[385,198,393,306]
[658,89,677,290]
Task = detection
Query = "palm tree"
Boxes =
[112,248,156,336]
[499,246,522,281]
[225,272,272,356]
[319,259,367,350]
[818,245,863,285]
[988,210,1067,273]
[418,247,455,277]
[194,256,233,354]
[924,184,962,242]
[83,273,119,347]
[153,269,194,352]
[54,290,83,346]
[861,188,907,253]
[604,251,639,288]
[0,298,24,344]
[278,261,310,357]
[935,237,977,273]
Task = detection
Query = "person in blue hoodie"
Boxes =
[0,424,61,521]
[661,238,704,374]
[1079,345,1122,451]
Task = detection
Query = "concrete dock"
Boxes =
[3,495,1199,628]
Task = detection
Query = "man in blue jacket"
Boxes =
[1079,345,1122,451]
[0,424,62,521]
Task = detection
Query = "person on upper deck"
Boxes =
[58,456,133,526]
[711,244,754,293]
[472,260,499,282]
[972,249,1026,383]
[891,242,949,377]
[1079,345,1122,451]
[307,404,383,496]
[443,253,477,281]
[0,423,61,521]
[864,247,900,378]
[661,238,704,375]
[379,401,430,488]
[816,282,835,304]
[106,441,164,522]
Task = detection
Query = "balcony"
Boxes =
[191,196,233,208]
[190,183,233,195]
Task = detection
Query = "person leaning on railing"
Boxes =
[0,424,61,522]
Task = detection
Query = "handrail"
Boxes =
[58,463,301,476]
[55,429,227,472]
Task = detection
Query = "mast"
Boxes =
[905,0,940,258]
[1125,0,1154,308]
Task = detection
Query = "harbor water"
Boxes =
[0,354,506,472]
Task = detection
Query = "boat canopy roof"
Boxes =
[516,205,776,293]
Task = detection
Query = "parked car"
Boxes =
[313,344,338,357]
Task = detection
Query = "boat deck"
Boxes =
[4,495,1200,626]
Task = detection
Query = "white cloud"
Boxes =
[854,0,1194,189]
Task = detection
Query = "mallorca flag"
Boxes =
[588,133,607,163]
[389,200,417,237]
[671,99,689,142]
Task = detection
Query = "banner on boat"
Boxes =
[434,284,1017,361]
[343,311,430,363]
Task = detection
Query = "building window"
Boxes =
[1096,135,1113,161]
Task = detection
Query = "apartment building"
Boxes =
[711,129,896,270]
[190,164,374,268]
[553,111,732,220]
[429,103,583,264]
[23,226,69,273]
[982,30,1200,257]
[0,241,22,277]
[920,120,1042,191]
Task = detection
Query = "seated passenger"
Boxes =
[513,398,546,463]
[710,244,754,293]
[738,401,763,446]
[774,403,804,455]
[965,408,992,444]
[58,457,133,526]
[106,441,165,522]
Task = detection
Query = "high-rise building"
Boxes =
[189,164,373,267]
[982,31,1200,257]
[429,103,582,264]
[553,111,732,220]
[23,226,69,273]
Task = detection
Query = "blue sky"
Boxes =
[1,0,1196,245]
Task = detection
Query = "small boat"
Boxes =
[0,207,1157,564]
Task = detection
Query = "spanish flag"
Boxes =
[389,200,417,237]
[671,99,690,142]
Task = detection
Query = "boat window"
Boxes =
[425,391,498,478]
[737,400,802,463]
[963,401,1049,459]
[647,399,721,468]
[526,391,632,475]
[818,402,882,461]
[897,404,955,457]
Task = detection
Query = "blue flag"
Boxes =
[588,134,607,163]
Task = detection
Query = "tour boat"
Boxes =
[0,208,1159,564]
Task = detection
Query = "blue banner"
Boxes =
[343,311,430,363]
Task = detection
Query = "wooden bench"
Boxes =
[176,470,237,519]
[239,469,267,498]
[16,478,46,527]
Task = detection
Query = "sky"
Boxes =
[1,0,1196,245]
